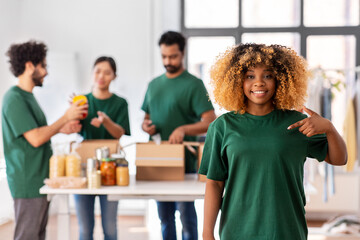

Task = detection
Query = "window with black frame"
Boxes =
[181,0,360,117]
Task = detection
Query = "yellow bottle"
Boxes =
[72,95,88,119]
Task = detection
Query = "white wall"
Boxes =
[0,0,21,224]
[151,0,181,77]
[0,0,21,159]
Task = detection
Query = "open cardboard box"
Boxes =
[136,141,184,181]
[75,139,120,163]
[136,141,202,181]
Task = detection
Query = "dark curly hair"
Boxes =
[210,43,309,114]
[158,31,186,52]
[6,40,48,77]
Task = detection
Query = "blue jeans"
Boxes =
[74,195,118,240]
[157,201,198,240]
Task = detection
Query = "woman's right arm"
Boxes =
[203,178,225,240]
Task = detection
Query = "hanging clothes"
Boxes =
[354,74,360,166]
[321,87,335,202]
[304,71,323,196]
[343,97,357,171]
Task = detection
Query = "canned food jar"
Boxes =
[116,163,129,186]
[100,158,116,186]
[111,151,126,166]
[87,158,97,174]
[88,170,101,189]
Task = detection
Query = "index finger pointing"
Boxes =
[287,119,305,130]
[303,106,315,116]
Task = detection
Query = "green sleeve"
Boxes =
[307,133,328,162]
[115,100,131,136]
[199,118,228,181]
[191,80,214,117]
[3,98,38,138]
[141,86,150,113]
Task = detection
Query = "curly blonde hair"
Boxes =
[210,43,310,114]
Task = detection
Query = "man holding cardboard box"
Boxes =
[141,31,216,240]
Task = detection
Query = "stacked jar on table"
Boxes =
[99,157,129,187]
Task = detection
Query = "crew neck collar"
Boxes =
[91,92,114,101]
[164,70,187,80]
[243,109,277,120]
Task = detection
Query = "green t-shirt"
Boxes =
[199,109,328,240]
[2,86,52,198]
[141,70,214,172]
[80,93,131,140]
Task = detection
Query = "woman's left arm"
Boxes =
[287,106,347,166]
[323,123,347,165]
[94,111,125,139]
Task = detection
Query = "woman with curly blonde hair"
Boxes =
[199,43,347,240]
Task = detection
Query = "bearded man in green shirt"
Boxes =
[141,31,216,240]
[2,40,87,240]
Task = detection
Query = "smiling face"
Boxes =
[243,64,276,114]
[93,61,116,91]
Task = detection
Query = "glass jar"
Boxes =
[111,151,126,166]
[116,163,129,186]
[100,158,116,186]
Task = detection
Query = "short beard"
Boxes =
[32,70,43,87]
[164,64,181,74]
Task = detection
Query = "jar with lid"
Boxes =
[100,158,116,186]
[116,159,129,186]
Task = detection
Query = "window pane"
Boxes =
[185,0,239,28]
[188,37,236,115]
[304,0,359,26]
[307,35,356,69]
[242,32,301,54]
[242,0,300,27]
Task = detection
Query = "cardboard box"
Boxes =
[75,139,119,163]
[197,143,207,182]
[136,141,189,181]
